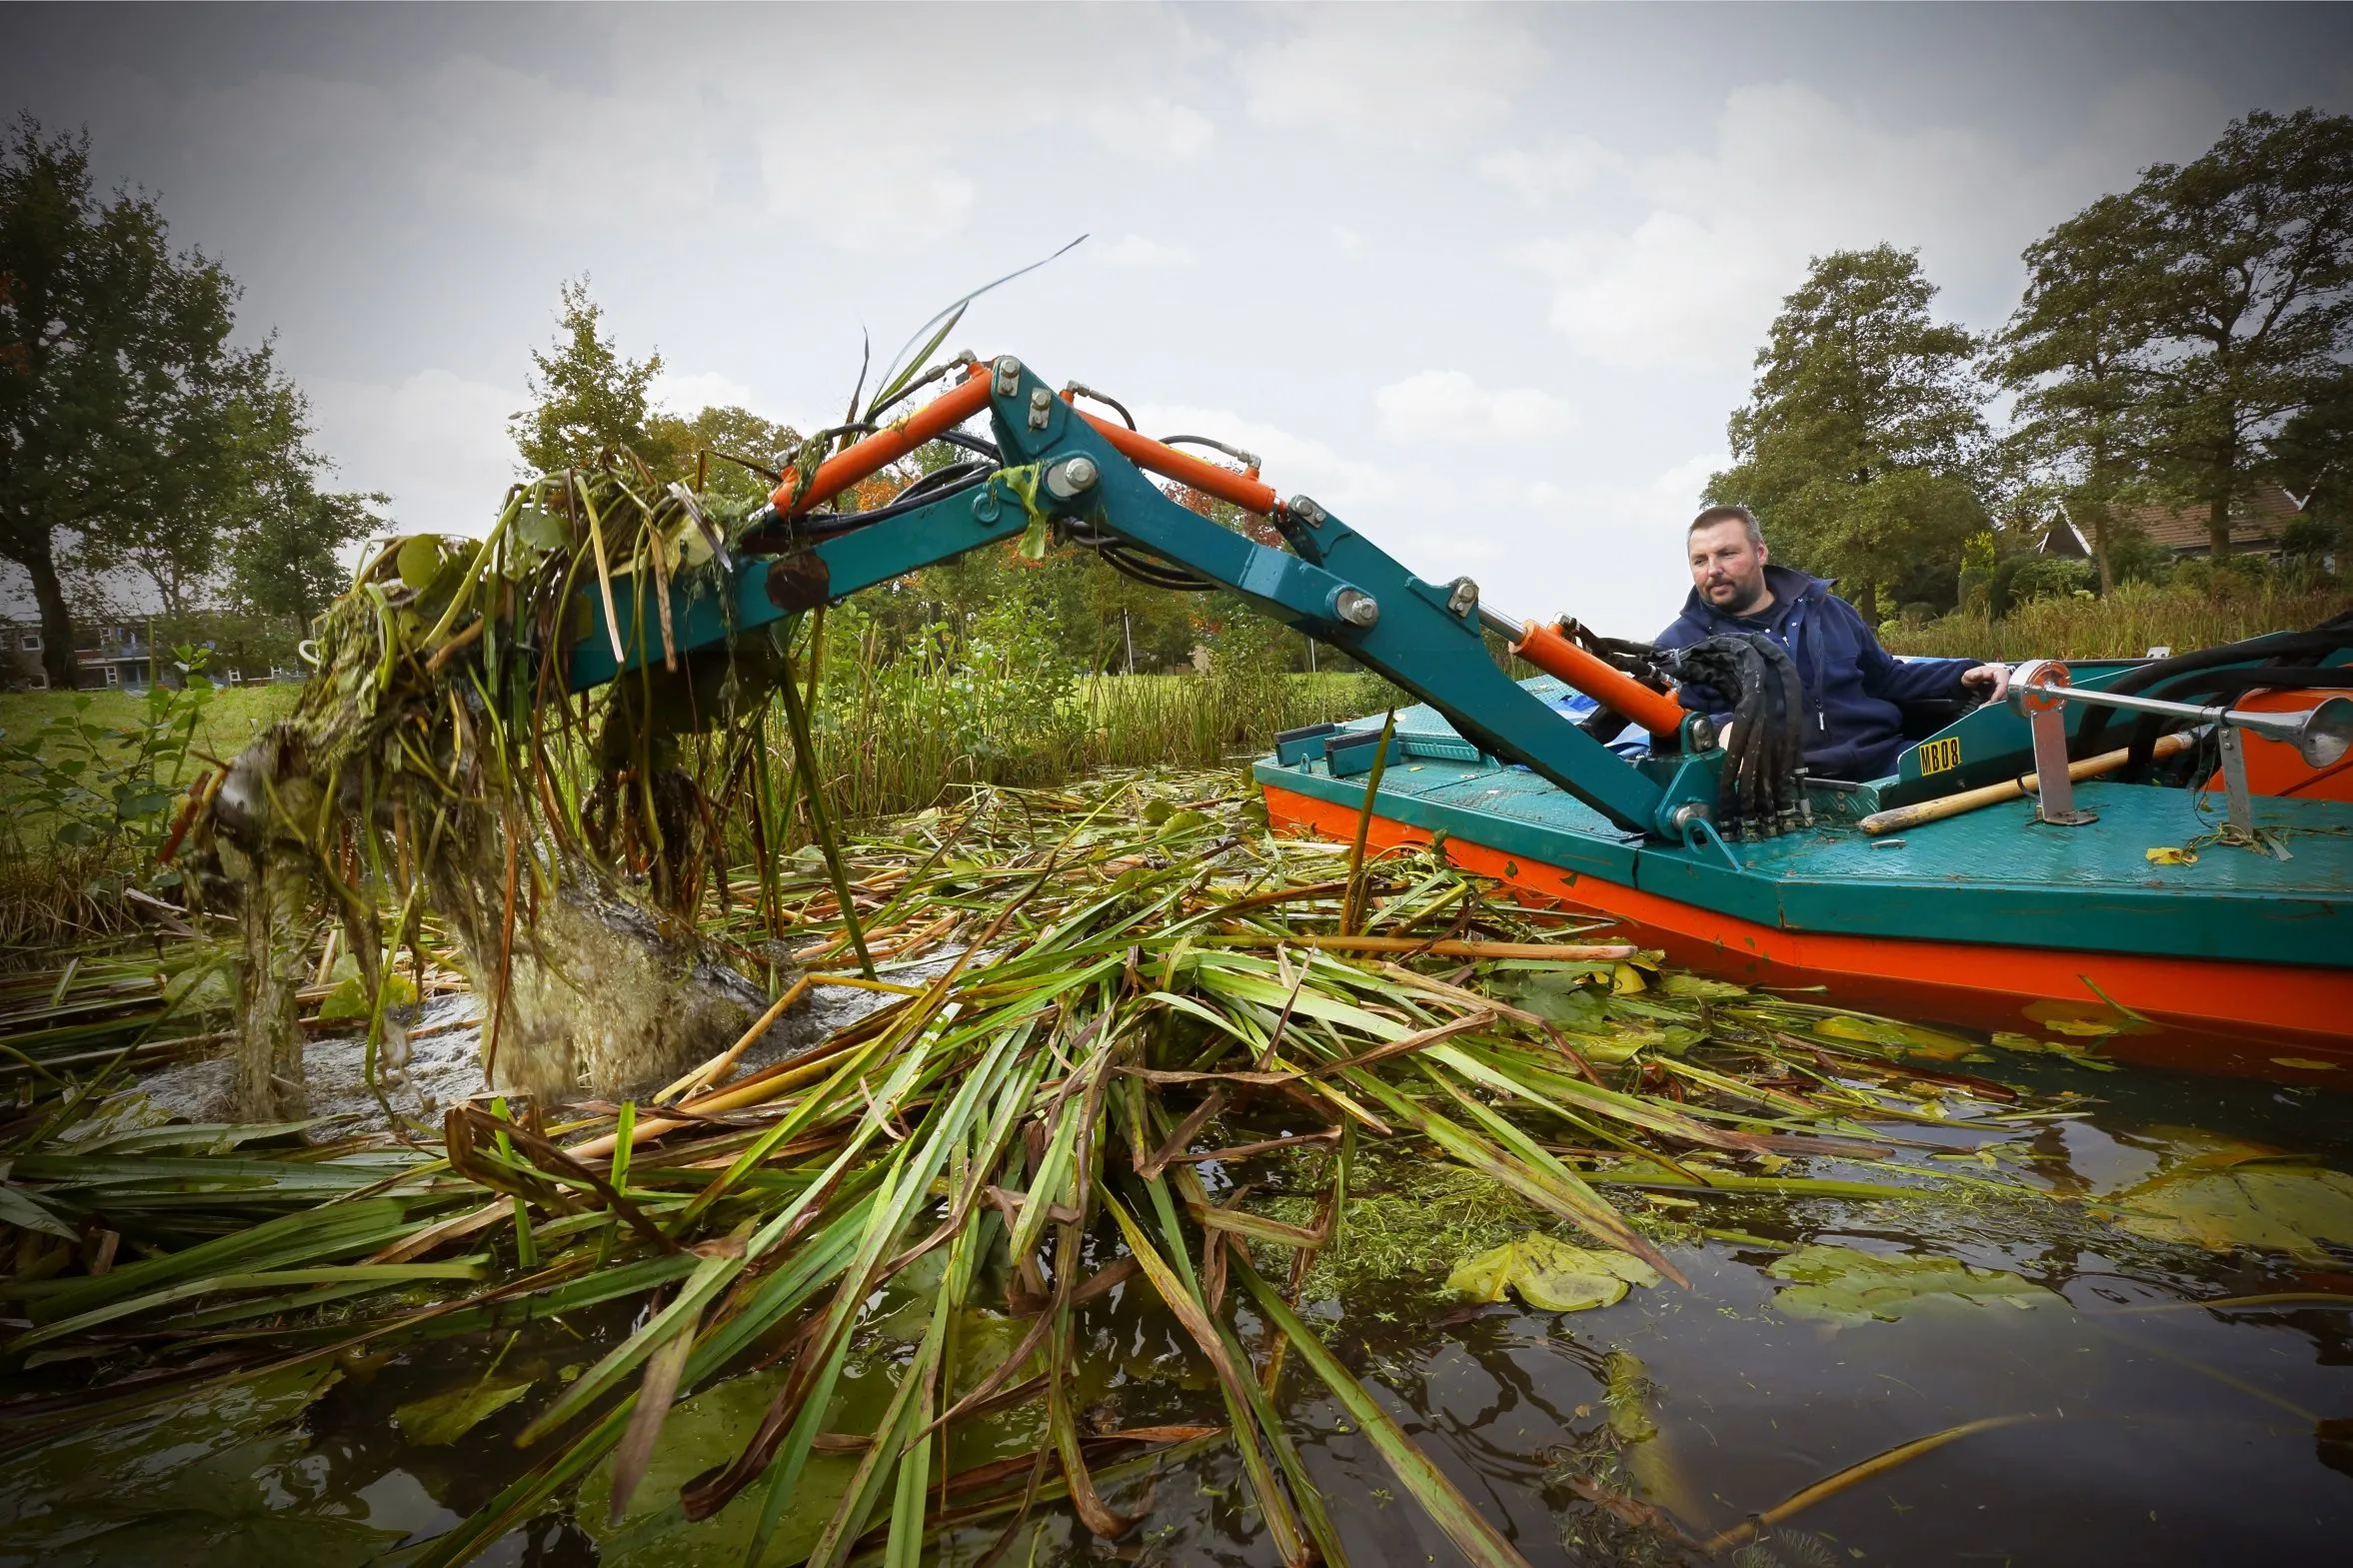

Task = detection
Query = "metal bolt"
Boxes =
[1444,577,1479,618]
[993,356,1023,397]
[1334,589,1379,629]
[1045,455,1099,500]
[1288,495,1328,528]
[1670,801,1711,832]
[1028,386,1053,430]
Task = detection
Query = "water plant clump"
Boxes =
[2,759,2135,1568]
[179,461,811,1119]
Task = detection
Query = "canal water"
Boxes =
[7,1047,2350,1567]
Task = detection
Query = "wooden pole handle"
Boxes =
[1859,730,2192,835]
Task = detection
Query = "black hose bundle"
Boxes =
[2075,609,2353,780]
[1662,633,1810,836]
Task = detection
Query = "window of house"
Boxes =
[28,673,47,691]
[18,633,38,652]
[104,664,120,687]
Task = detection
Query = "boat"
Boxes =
[1257,634,2353,1082]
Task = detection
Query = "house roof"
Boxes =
[2037,516,2091,558]
[2096,488,2305,555]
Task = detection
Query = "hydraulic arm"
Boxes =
[565,355,1725,839]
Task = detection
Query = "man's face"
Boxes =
[1688,520,1769,614]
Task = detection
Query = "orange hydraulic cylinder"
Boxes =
[1073,410,1280,516]
[1510,620,1688,739]
[769,368,996,517]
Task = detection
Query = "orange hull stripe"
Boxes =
[1260,784,2353,1064]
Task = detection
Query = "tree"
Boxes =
[227,486,388,625]
[2131,110,2353,559]
[643,404,801,511]
[511,277,662,473]
[1993,194,2162,593]
[1707,246,1991,618]
[2270,368,2353,566]
[0,116,272,686]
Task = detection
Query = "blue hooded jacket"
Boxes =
[1655,563,1975,782]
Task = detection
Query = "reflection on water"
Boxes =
[7,1057,2351,1566]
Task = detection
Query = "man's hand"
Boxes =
[1960,663,2010,703]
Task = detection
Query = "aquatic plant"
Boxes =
[1,770,2087,1567]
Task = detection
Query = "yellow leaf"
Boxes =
[2271,1057,2339,1072]
[1609,963,1646,994]
[2145,846,2198,865]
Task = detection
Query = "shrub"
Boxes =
[2006,557,2096,605]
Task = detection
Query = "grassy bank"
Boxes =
[0,684,299,773]
[809,667,1388,824]
[0,669,1388,947]
[1882,582,2352,662]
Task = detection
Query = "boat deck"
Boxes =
[1254,721,2351,971]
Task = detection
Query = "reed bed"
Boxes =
[1885,582,2353,662]
[0,768,2063,1568]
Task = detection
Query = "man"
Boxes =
[1657,505,2008,782]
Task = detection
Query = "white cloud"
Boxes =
[1375,371,1577,443]
[1476,136,1622,207]
[1513,81,2081,368]
[1331,226,1364,252]
[1093,234,1198,269]
[306,370,523,539]
[1234,8,1544,141]
[653,370,761,414]
[1082,97,1215,164]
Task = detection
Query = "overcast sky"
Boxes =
[9,3,2352,635]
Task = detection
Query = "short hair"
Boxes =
[1688,504,1763,549]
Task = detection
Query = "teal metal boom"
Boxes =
[567,356,1713,837]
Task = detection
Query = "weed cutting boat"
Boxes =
[562,354,2353,1082]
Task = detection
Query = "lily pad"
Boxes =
[1498,972,1607,1031]
[1659,974,1747,1000]
[1814,1013,1979,1061]
[2106,1157,2353,1260]
[579,1368,863,1568]
[396,535,451,593]
[394,1374,536,1446]
[1445,1233,1660,1313]
[1764,1243,2057,1322]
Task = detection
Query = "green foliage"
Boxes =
[1884,580,2352,661]
[1999,110,2353,564]
[225,487,388,626]
[1956,531,1997,614]
[511,277,663,473]
[1994,191,2160,591]
[641,404,802,511]
[1709,245,1990,617]
[0,116,307,681]
[2132,110,2353,555]
[0,649,212,859]
[2272,369,2353,564]
[2005,557,2096,605]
